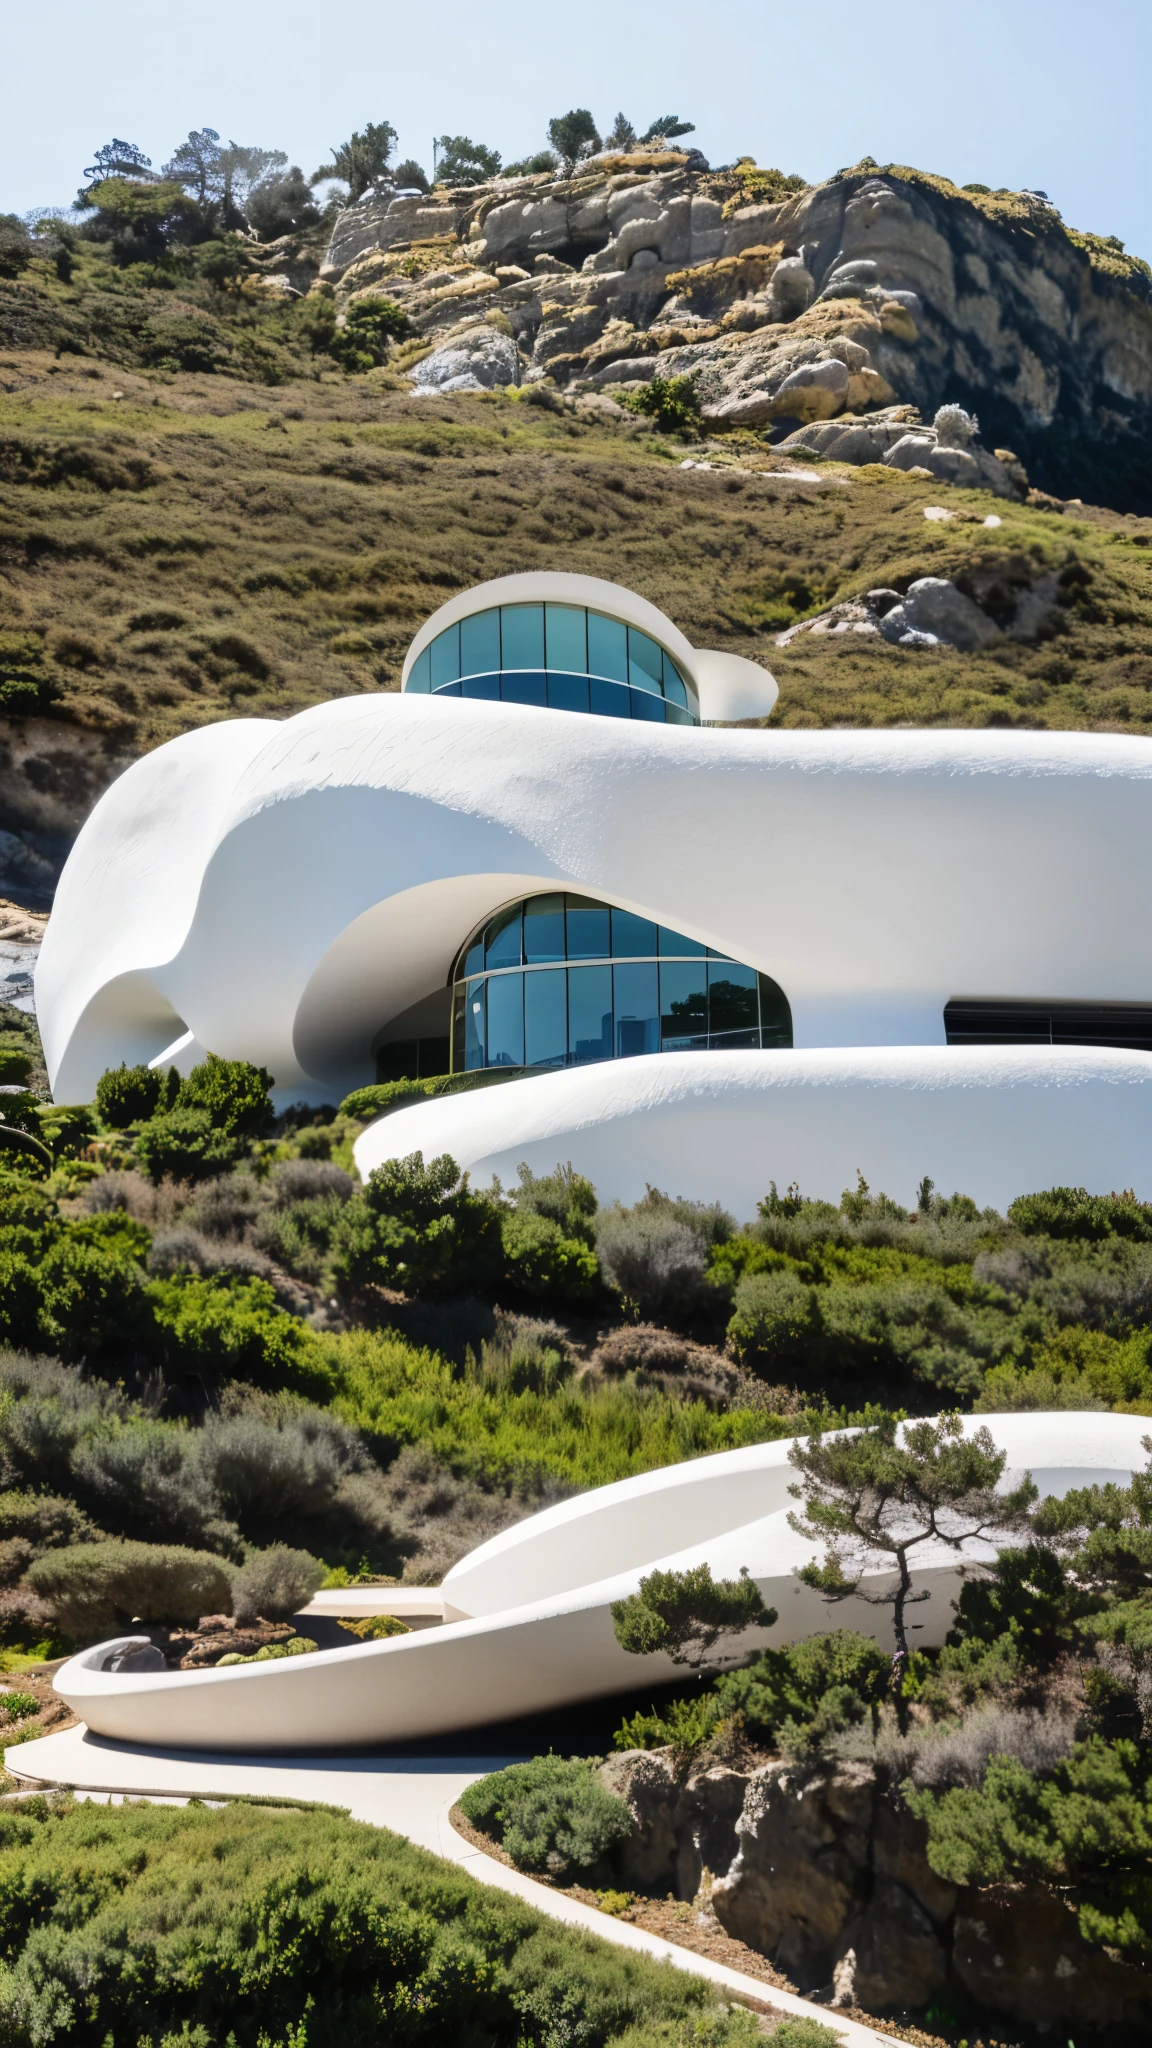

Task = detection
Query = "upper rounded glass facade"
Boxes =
[405,603,699,726]
[451,892,791,1073]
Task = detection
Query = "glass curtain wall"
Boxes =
[405,603,699,725]
[450,892,791,1073]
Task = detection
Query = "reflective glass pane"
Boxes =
[486,972,524,1067]
[407,647,432,693]
[452,985,466,1072]
[566,895,610,961]
[462,672,500,700]
[547,673,590,715]
[611,909,657,958]
[525,968,567,1067]
[661,961,708,1048]
[460,608,501,676]
[462,933,485,979]
[463,978,486,1071]
[758,972,793,1048]
[501,670,547,706]
[665,702,695,727]
[662,657,688,706]
[569,964,612,1063]
[628,629,664,693]
[614,962,660,1058]
[709,962,758,1039]
[430,625,461,688]
[659,925,705,958]
[587,612,629,682]
[545,604,587,673]
[485,904,522,970]
[630,689,665,722]
[524,893,565,964]
[589,675,630,718]
[500,604,545,668]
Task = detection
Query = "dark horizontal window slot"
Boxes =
[945,1000,1152,1053]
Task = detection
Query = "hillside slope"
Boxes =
[1,158,1152,901]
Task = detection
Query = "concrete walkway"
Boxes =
[9,1726,892,2048]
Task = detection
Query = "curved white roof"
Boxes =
[36,696,1152,1109]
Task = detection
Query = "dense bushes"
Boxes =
[26,1540,232,1635]
[0,1797,752,2047]
[336,1151,503,1300]
[615,1629,890,1757]
[229,1543,324,1624]
[459,1756,634,1877]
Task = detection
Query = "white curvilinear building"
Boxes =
[37,570,1152,1211]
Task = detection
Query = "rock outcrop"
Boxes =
[601,1750,1151,2030]
[321,154,1152,509]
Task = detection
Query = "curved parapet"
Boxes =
[354,1043,1152,1215]
[54,1415,1149,1752]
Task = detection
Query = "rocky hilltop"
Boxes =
[324,152,1152,510]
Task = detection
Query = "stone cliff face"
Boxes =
[602,1748,1152,2032]
[324,154,1152,510]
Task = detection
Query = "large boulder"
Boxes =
[711,1761,873,1987]
[409,325,520,393]
[835,1878,948,2012]
[880,576,1001,650]
[600,1751,752,1899]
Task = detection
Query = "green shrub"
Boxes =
[0,1691,39,1722]
[147,1275,330,1394]
[0,1049,31,1087]
[615,1693,726,1755]
[95,1062,167,1128]
[345,1613,410,1640]
[906,1736,1152,1951]
[135,1106,245,1183]
[512,1162,598,1244]
[713,1629,890,1751]
[68,1417,231,1551]
[620,374,702,435]
[0,1797,746,2047]
[334,1151,502,1300]
[330,297,409,371]
[459,1755,634,1876]
[26,1539,232,1638]
[501,1208,599,1306]
[1008,1185,1152,1243]
[35,1105,98,1159]
[726,1269,818,1369]
[179,1055,274,1137]
[593,1208,709,1319]
[766,2023,843,2048]
[946,1543,1074,1667]
[229,1544,325,1624]
[216,1635,318,1665]
[0,1489,100,1551]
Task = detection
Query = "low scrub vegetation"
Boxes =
[0,1795,759,2047]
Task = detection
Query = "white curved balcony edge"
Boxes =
[354,1043,1152,1216]
[54,1415,1148,1752]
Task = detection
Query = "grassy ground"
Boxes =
[2,240,1152,756]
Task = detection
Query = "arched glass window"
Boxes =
[405,604,699,726]
[450,893,791,1073]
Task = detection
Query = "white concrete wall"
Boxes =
[355,1044,1152,1214]
[36,693,1152,1109]
[54,1416,1149,1751]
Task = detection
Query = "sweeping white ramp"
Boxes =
[53,1414,1147,1752]
[354,1044,1152,1215]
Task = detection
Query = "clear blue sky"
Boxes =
[5,0,1150,262]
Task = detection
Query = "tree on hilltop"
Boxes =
[434,136,502,187]
[547,109,602,179]
[392,158,430,194]
[605,114,637,151]
[78,139,156,206]
[788,1412,1038,1725]
[641,115,696,145]
[310,122,398,201]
